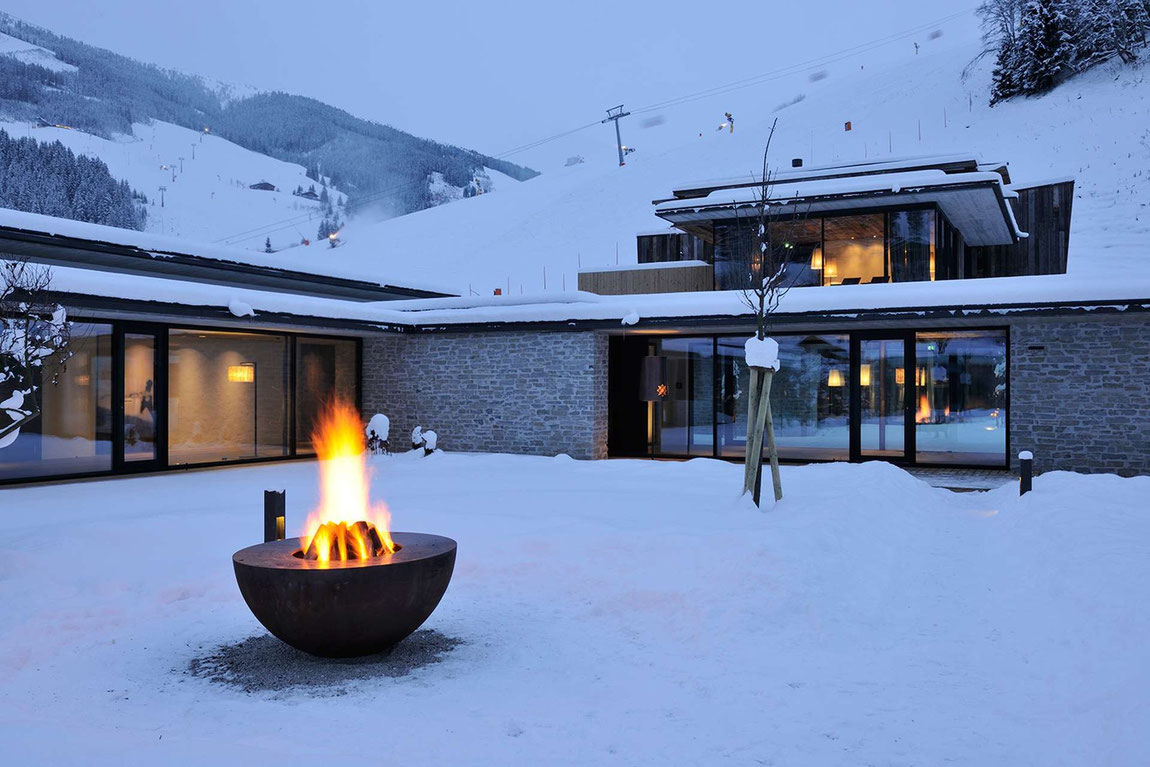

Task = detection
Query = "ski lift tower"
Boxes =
[602,105,631,167]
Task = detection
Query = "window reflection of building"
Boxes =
[712,210,942,289]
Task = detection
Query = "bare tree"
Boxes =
[735,119,810,506]
[0,260,72,447]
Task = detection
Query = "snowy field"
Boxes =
[1,453,1148,765]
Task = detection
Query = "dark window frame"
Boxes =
[630,325,1010,469]
[0,316,363,486]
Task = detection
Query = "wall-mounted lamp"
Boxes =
[639,355,668,401]
[827,368,845,387]
[227,363,255,383]
[858,365,872,387]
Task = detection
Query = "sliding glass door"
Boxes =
[852,334,913,462]
[115,326,165,471]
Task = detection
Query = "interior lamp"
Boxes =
[227,363,255,383]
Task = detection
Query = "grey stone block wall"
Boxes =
[362,331,608,460]
[1009,313,1150,476]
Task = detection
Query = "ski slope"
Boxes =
[0,117,347,254]
[267,24,1150,296]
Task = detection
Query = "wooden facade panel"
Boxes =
[578,264,714,295]
[965,180,1073,277]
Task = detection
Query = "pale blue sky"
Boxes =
[3,1,980,165]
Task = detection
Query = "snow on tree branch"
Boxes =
[0,259,73,447]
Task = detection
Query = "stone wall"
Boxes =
[1008,312,1150,476]
[362,330,609,460]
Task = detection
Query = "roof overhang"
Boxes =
[0,224,451,302]
[654,170,1021,247]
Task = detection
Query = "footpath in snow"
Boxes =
[0,454,1147,765]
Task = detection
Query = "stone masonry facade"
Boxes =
[1008,312,1150,476]
[363,330,609,460]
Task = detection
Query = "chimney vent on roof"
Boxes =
[791,158,803,168]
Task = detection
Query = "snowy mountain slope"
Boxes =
[0,117,344,250]
[271,22,1150,296]
[0,30,75,72]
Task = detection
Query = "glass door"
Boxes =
[114,327,166,470]
[853,335,913,462]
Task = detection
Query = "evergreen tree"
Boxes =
[1017,0,1076,95]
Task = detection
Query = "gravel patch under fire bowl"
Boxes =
[186,629,463,695]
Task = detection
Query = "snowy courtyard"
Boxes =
[2,453,1147,765]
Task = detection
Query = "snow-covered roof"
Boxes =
[44,257,1150,332]
[655,169,1022,247]
[0,207,450,301]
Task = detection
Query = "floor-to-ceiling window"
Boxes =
[656,338,714,456]
[296,337,359,455]
[1,320,361,484]
[168,330,291,466]
[914,330,1007,464]
[713,209,947,289]
[0,322,113,480]
[771,335,851,460]
[619,326,1007,468]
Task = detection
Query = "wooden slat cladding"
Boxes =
[579,264,714,295]
[965,181,1074,277]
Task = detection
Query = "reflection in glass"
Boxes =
[766,335,851,460]
[0,323,113,479]
[889,210,936,282]
[123,333,158,463]
[656,338,713,456]
[915,331,1007,464]
[859,338,906,457]
[296,337,358,454]
[168,330,290,465]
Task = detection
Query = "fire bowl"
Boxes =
[232,532,457,658]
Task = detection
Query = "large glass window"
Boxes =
[296,337,358,454]
[889,210,936,283]
[773,218,824,288]
[168,330,290,465]
[859,338,907,458]
[823,214,886,285]
[915,331,1007,465]
[656,338,713,456]
[0,322,113,480]
[769,335,851,460]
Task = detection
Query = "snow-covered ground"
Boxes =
[1,453,1147,764]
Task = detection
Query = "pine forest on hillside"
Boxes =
[0,128,146,229]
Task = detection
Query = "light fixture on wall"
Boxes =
[226,362,258,456]
[827,368,845,387]
[227,363,255,383]
[858,365,871,387]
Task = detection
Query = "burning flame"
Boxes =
[300,399,397,565]
[916,393,933,424]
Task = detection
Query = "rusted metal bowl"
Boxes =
[232,532,457,658]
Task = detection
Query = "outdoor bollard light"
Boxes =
[1019,451,1033,496]
[264,490,286,542]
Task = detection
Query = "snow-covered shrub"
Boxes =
[365,413,390,455]
[410,425,439,456]
[1,260,72,449]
